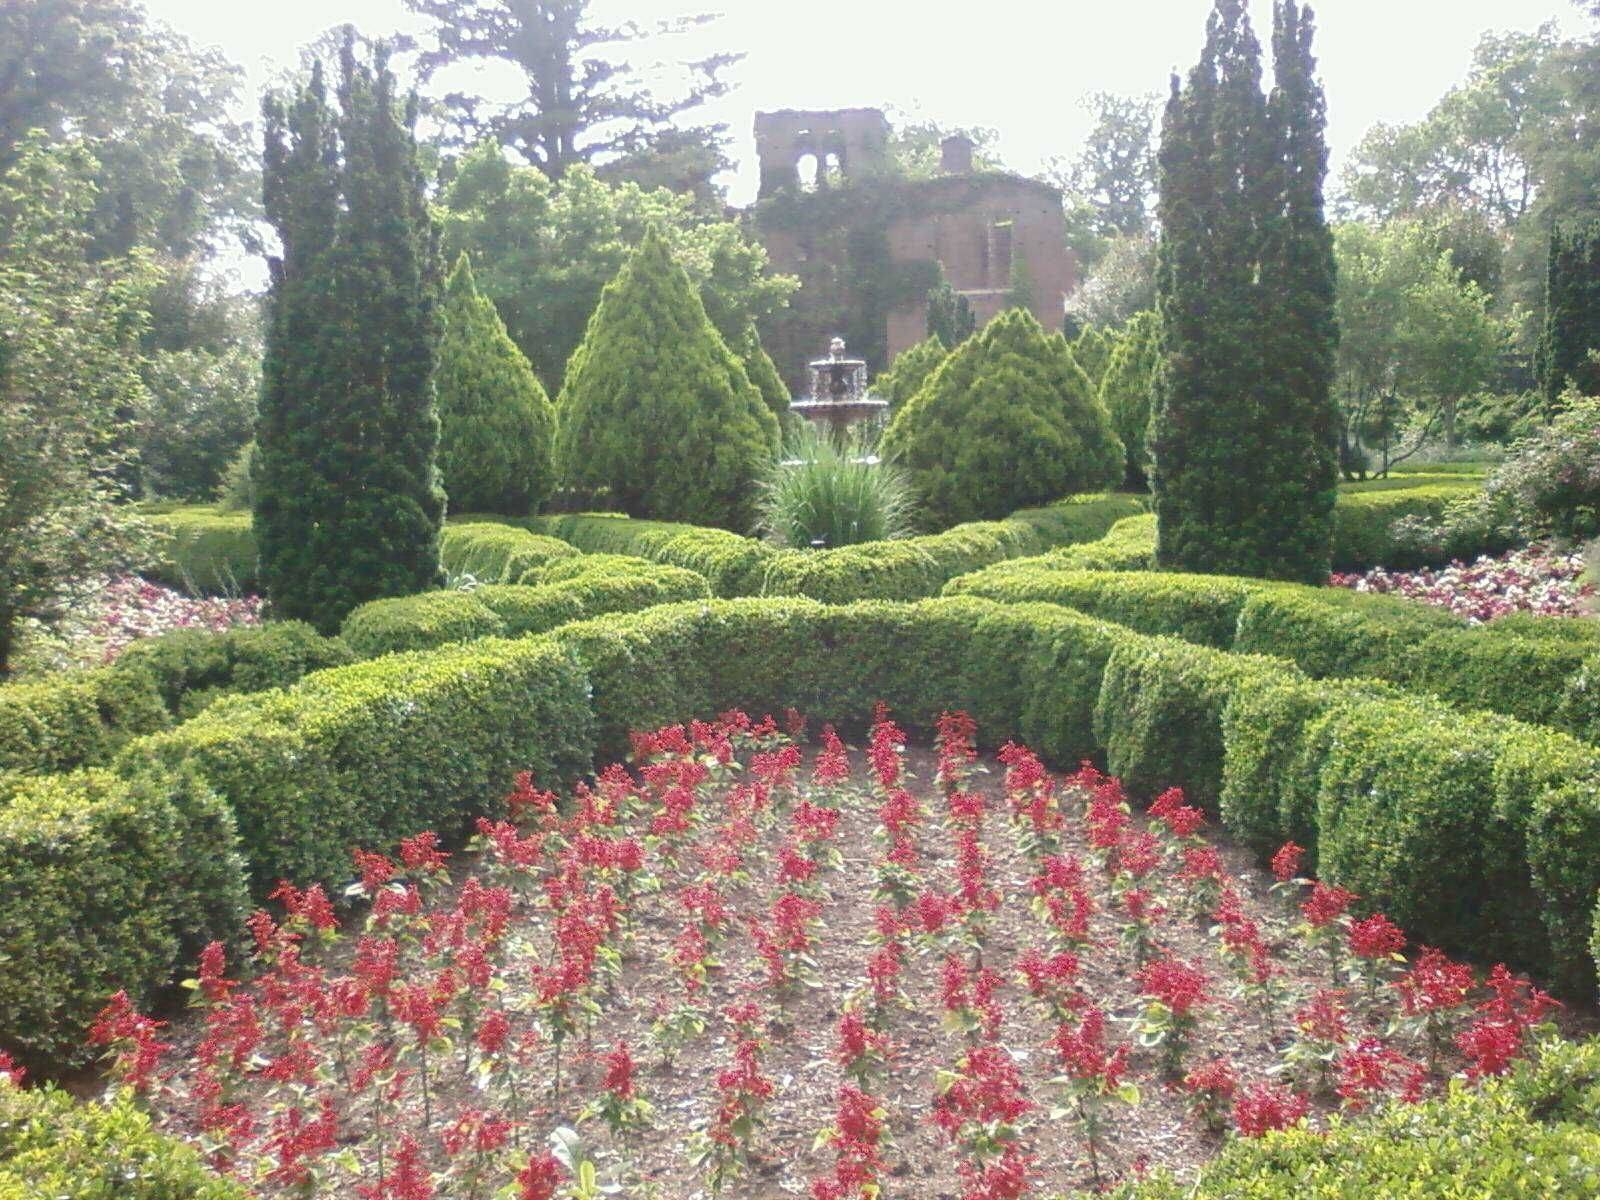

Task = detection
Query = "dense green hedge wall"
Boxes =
[439,522,578,584]
[143,508,257,594]
[1108,1037,1600,1200]
[0,1084,250,1199]
[0,768,246,1072]
[532,494,1146,602]
[116,636,594,896]
[6,593,1600,1074]
[341,561,710,656]
[1330,482,1501,570]
[0,624,352,788]
[946,562,1600,736]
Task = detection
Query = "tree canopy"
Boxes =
[408,0,740,183]
[0,136,155,675]
[440,141,796,390]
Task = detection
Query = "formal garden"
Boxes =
[4,1,1600,1198]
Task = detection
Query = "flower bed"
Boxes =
[89,711,1582,1199]
[1331,544,1596,623]
[76,576,262,666]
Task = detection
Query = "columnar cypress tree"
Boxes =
[1149,0,1338,583]
[926,277,976,348]
[732,323,796,438]
[255,40,445,632]
[555,228,779,530]
[1538,219,1600,413]
[879,308,1122,528]
[437,254,556,514]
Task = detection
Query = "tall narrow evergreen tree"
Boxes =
[255,39,445,632]
[437,254,556,515]
[1538,219,1600,413]
[1098,310,1161,489]
[926,277,977,348]
[1149,0,1338,583]
[556,228,779,530]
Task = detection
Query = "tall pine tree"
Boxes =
[1149,0,1338,583]
[255,39,445,632]
[1538,219,1600,413]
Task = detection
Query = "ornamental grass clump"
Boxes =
[757,424,917,549]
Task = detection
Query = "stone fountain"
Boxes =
[788,337,888,443]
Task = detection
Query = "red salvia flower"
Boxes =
[1270,841,1305,883]
[1232,1081,1310,1137]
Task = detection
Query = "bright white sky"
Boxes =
[143,0,1593,284]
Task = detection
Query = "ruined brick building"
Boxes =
[746,108,1078,391]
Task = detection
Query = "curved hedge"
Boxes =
[1110,1037,1600,1200]
[6,593,1600,1075]
[531,494,1146,602]
[439,522,577,584]
[341,561,711,657]
[1,623,353,788]
[946,561,1600,736]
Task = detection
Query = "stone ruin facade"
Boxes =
[749,107,1078,388]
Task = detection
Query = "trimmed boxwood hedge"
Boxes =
[531,494,1146,602]
[143,507,257,594]
[439,522,577,584]
[0,624,353,788]
[116,636,595,896]
[1112,1036,1600,1200]
[948,561,1600,736]
[0,768,246,1072]
[7,593,1600,1079]
[1330,482,1496,570]
[0,1083,250,1199]
[340,562,711,657]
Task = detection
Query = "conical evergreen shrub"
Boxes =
[1072,325,1119,393]
[876,336,949,412]
[733,323,797,437]
[436,255,556,515]
[879,308,1123,528]
[555,229,779,530]
[1099,310,1161,489]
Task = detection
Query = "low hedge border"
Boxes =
[0,623,354,789]
[340,561,712,657]
[438,522,578,584]
[529,493,1148,601]
[1110,1036,1600,1200]
[143,507,256,594]
[6,595,1600,1075]
[948,563,1600,737]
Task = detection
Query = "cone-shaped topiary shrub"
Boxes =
[1072,324,1119,392]
[1099,310,1161,489]
[879,308,1123,528]
[555,228,780,530]
[876,335,949,412]
[437,255,557,515]
[733,322,797,438]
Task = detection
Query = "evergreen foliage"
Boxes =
[1538,219,1600,412]
[926,277,976,348]
[254,42,446,634]
[1098,310,1161,488]
[879,308,1123,528]
[1072,324,1119,393]
[876,335,949,411]
[436,254,555,515]
[732,322,795,435]
[555,228,779,530]
[1149,0,1339,584]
